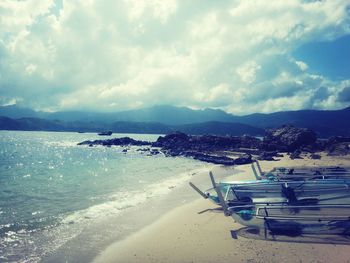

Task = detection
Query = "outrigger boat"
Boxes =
[229,204,350,235]
[251,162,350,181]
[190,171,350,207]
[269,165,350,175]
[189,165,350,235]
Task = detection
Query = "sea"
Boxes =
[0,131,213,262]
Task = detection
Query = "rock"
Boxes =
[310,153,321,159]
[191,153,236,165]
[289,150,302,160]
[234,154,252,165]
[324,136,350,156]
[77,129,323,165]
[137,148,150,152]
[153,133,261,153]
[327,136,350,144]
[263,125,317,152]
[152,132,189,149]
[258,151,277,161]
[150,149,160,155]
[78,137,152,147]
[327,142,350,156]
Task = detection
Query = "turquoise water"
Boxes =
[0,131,205,262]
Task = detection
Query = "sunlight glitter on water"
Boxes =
[0,131,205,262]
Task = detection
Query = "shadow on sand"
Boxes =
[231,226,350,245]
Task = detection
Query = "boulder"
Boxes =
[234,154,252,165]
[325,136,350,156]
[327,143,350,156]
[191,153,236,165]
[152,132,189,148]
[263,125,317,152]
[152,133,261,153]
[289,150,302,160]
[150,149,160,155]
[310,153,321,159]
[258,151,278,161]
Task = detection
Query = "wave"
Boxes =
[60,168,206,225]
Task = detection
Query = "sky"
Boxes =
[0,0,349,114]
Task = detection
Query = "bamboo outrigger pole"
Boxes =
[189,182,208,199]
[209,171,230,216]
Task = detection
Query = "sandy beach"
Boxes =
[94,153,350,263]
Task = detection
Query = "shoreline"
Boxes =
[41,163,236,263]
[94,154,350,263]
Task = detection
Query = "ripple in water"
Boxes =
[0,131,204,262]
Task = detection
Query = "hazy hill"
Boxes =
[0,105,349,137]
[0,105,235,124]
[109,106,234,125]
[0,105,41,119]
[0,117,65,131]
[236,107,350,137]
[0,117,264,136]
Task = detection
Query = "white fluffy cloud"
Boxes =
[0,0,349,113]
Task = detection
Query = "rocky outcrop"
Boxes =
[325,136,350,156]
[257,151,282,161]
[152,132,261,152]
[310,153,321,159]
[263,125,317,152]
[234,154,252,165]
[78,137,152,146]
[190,153,236,165]
[288,150,303,160]
[77,126,350,166]
[150,132,255,165]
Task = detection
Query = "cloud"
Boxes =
[338,86,350,102]
[194,83,234,107]
[236,61,261,84]
[295,61,308,71]
[125,0,178,24]
[0,0,349,113]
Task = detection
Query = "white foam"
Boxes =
[34,164,214,262]
[60,166,210,226]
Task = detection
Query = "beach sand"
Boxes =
[94,153,350,263]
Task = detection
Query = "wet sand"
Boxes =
[94,153,350,263]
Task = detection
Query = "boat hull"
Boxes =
[206,180,350,206]
[230,205,350,235]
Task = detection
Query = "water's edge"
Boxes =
[41,165,236,263]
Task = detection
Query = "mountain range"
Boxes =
[0,105,349,137]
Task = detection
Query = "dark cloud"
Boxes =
[338,86,350,102]
[312,86,330,100]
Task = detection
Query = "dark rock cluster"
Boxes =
[153,132,261,153]
[151,132,256,165]
[77,137,152,147]
[78,125,350,165]
[325,136,350,156]
[263,125,317,152]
